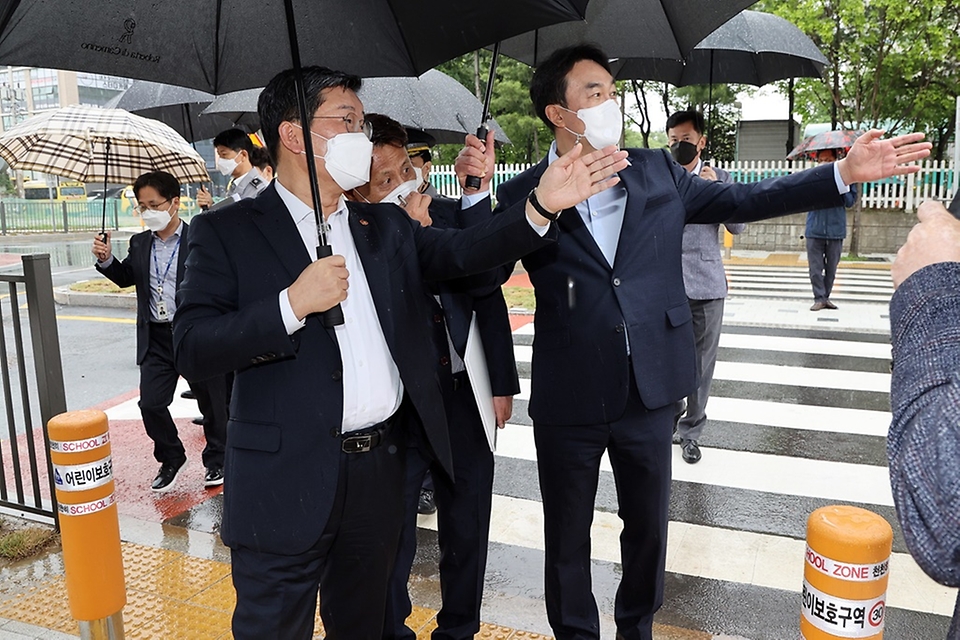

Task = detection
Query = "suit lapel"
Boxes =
[347,203,396,348]
[530,156,612,270]
[611,151,648,267]
[250,184,313,283]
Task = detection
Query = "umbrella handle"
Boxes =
[464,124,490,190]
[315,243,345,327]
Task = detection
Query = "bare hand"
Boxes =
[533,144,629,217]
[837,130,932,185]
[197,186,214,208]
[287,254,349,319]
[401,191,433,226]
[493,395,513,429]
[455,130,495,194]
[892,201,960,288]
[700,165,719,182]
[92,231,112,262]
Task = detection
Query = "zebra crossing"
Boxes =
[725,263,893,303]
[410,292,957,639]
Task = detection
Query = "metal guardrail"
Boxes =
[0,255,67,524]
[0,199,121,235]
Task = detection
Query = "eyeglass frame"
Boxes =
[312,114,373,140]
[134,199,172,215]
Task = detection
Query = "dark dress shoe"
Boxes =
[151,459,186,492]
[204,466,224,488]
[681,440,702,464]
[417,489,437,515]
[192,417,205,426]
[810,301,827,311]
[824,299,838,309]
[181,389,196,400]
[671,426,682,445]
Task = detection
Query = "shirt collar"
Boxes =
[152,220,183,241]
[691,158,703,176]
[274,179,347,226]
[235,167,262,189]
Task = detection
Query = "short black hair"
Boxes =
[249,145,275,172]
[213,128,254,154]
[530,43,612,131]
[258,66,362,161]
[665,110,705,135]
[366,113,408,149]
[133,171,180,201]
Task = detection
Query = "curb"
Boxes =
[53,285,136,310]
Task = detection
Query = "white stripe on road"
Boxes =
[713,361,890,392]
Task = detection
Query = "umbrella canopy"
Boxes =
[786,130,864,160]
[0,105,210,184]
[103,80,240,142]
[0,0,589,94]
[202,70,512,145]
[497,0,759,67]
[611,10,827,86]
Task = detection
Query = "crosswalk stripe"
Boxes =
[714,361,890,392]
[718,333,891,359]
[418,493,958,618]
[705,397,890,437]
[494,424,894,506]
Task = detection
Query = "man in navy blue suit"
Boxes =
[491,44,931,640]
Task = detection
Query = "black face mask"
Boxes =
[669,140,700,166]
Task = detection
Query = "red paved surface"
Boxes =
[3,389,221,524]
[504,272,532,288]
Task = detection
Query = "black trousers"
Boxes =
[230,415,407,640]
[138,322,226,468]
[384,372,495,640]
[534,376,672,640]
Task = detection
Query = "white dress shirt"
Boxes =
[274,179,403,433]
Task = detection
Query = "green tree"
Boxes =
[757,0,960,159]
[669,84,745,162]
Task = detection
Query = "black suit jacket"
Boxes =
[96,222,189,365]
[496,148,843,425]
[429,197,520,398]
[172,183,550,554]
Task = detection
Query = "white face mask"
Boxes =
[297,125,373,191]
[216,154,239,176]
[562,99,623,149]
[141,205,172,232]
[381,179,421,206]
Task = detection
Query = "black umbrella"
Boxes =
[202,70,512,146]
[103,80,241,143]
[497,0,761,67]
[0,0,588,326]
[0,0,589,94]
[611,10,826,86]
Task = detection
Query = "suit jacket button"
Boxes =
[330,428,339,437]
[615,324,624,333]
[332,370,342,381]
[433,314,443,323]
[612,277,621,287]
[439,356,450,366]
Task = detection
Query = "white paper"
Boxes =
[463,312,497,452]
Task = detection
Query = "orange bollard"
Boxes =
[48,410,126,639]
[801,505,892,639]
[723,227,734,259]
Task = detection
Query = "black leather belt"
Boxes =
[341,416,393,454]
[451,370,469,391]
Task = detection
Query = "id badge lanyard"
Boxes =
[152,234,182,321]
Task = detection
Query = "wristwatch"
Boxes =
[527,188,562,221]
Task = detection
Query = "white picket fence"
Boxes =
[432,159,957,212]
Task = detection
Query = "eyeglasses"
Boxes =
[314,114,373,140]
[135,199,170,215]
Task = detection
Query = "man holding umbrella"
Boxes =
[489,44,931,640]
[172,64,628,639]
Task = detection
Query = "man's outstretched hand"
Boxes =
[531,145,629,222]
[837,130,932,185]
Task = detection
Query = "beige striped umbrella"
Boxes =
[0,105,209,184]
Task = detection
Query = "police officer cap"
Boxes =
[405,129,436,157]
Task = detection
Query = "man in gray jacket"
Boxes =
[666,110,745,464]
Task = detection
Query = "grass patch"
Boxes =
[502,286,536,311]
[69,279,134,294]
[0,524,57,561]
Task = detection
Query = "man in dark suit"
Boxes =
[491,44,931,640]
[348,114,518,640]
[92,171,227,491]
[172,66,627,640]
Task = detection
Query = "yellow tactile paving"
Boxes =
[121,542,181,582]
[127,554,232,601]
[405,604,439,634]
[0,578,75,635]
[187,575,236,612]
[125,600,231,639]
